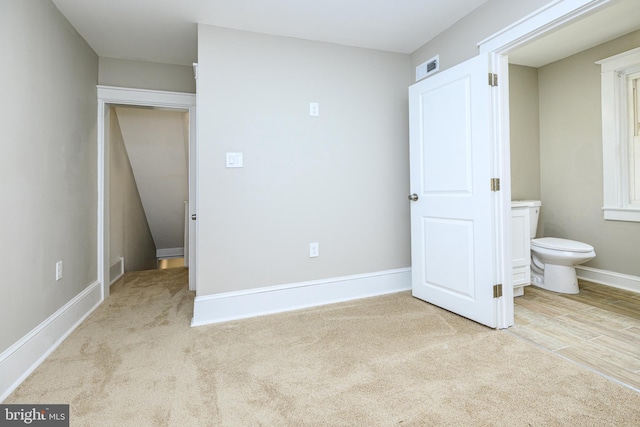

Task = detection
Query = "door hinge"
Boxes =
[488,73,498,87]
[493,284,503,298]
[490,178,500,192]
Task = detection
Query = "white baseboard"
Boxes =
[191,268,412,327]
[156,247,184,258]
[576,266,640,294]
[0,280,103,402]
[110,257,124,285]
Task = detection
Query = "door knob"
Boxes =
[408,193,419,202]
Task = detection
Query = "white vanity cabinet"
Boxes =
[511,206,531,297]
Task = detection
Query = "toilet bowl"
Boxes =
[530,237,596,294]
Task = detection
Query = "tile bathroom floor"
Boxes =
[509,280,640,391]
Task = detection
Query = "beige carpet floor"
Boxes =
[5,267,640,426]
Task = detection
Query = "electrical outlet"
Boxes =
[56,261,63,281]
[309,102,319,117]
[309,242,319,258]
[226,152,243,168]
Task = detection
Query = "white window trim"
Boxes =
[597,47,640,222]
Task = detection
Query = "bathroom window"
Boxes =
[597,47,640,222]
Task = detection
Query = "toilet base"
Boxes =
[530,264,579,294]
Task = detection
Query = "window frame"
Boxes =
[597,47,640,222]
[628,71,640,204]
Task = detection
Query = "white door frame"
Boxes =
[479,0,615,328]
[97,86,197,299]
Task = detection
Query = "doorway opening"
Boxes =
[109,105,189,276]
[478,0,640,389]
[97,87,197,299]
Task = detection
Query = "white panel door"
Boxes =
[409,54,496,328]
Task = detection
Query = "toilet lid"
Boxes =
[531,237,594,253]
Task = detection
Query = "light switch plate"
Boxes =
[226,152,243,168]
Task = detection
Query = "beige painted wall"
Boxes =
[509,65,541,201]
[99,57,195,93]
[0,0,98,352]
[196,25,411,295]
[115,107,189,251]
[538,29,640,276]
[411,0,553,76]
[109,109,157,275]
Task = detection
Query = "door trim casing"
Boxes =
[478,0,615,328]
[97,86,197,299]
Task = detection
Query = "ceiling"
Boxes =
[509,0,640,68]
[50,0,640,74]
[50,0,488,66]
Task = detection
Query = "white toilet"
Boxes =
[526,201,596,294]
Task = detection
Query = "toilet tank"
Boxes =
[511,200,541,238]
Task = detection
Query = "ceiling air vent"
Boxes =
[416,55,439,81]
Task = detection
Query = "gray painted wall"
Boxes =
[109,109,157,275]
[538,29,640,276]
[0,0,98,353]
[99,57,196,93]
[509,65,541,201]
[196,25,412,295]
